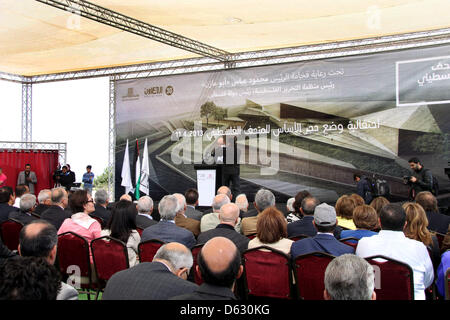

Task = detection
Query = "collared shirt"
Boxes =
[356,230,434,300]
[200,212,241,233]
[138,213,153,220]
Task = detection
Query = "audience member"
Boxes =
[171,237,243,300]
[136,195,157,229]
[120,194,132,202]
[101,200,141,267]
[173,193,200,237]
[18,220,78,300]
[40,187,72,230]
[90,189,111,228]
[0,256,61,300]
[240,189,275,236]
[350,193,365,207]
[103,242,197,300]
[290,203,354,258]
[285,197,299,223]
[0,186,18,224]
[340,205,379,240]
[0,167,6,187]
[217,186,233,201]
[335,194,357,230]
[235,193,249,216]
[13,184,29,208]
[324,254,376,300]
[141,195,195,249]
[9,193,39,225]
[200,194,232,233]
[197,203,249,254]
[442,225,450,253]
[184,188,204,221]
[292,190,312,219]
[436,250,450,298]
[248,207,293,255]
[356,203,434,300]
[415,191,450,234]
[33,189,52,217]
[16,164,37,195]
[369,196,390,219]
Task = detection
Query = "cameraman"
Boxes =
[406,157,433,200]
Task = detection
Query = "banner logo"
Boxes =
[165,85,174,96]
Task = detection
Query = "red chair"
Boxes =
[136,227,144,236]
[246,233,257,240]
[364,255,414,300]
[289,234,310,242]
[339,237,359,249]
[293,251,336,300]
[89,214,104,227]
[435,232,445,252]
[242,246,294,299]
[445,267,450,300]
[138,239,166,263]
[90,236,129,299]
[191,243,204,285]
[0,218,24,251]
[57,232,95,299]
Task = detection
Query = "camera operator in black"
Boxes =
[406,157,433,201]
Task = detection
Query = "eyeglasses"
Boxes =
[87,199,94,203]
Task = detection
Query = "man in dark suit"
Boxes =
[9,194,39,225]
[40,187,72,230]
[0,187,18,224]
[171,237,243,300]
[33,189,52,217]
[213,136,241,198]
[197,203,249,253]
[141,195,196,249]
[136,195,158,230]
[91,189,111,228]
[184,188,204,221]
[103,242,198,300]
[415,191,450,234]
[290,203,354,258]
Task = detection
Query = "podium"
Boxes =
[194,164,223,207]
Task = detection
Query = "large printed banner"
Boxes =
[115,44,450,203]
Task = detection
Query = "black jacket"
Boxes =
[40,205,72,230]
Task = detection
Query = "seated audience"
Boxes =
[290,203,354,258]
[415,191,450,235]
[101,200,141,267]
[120,194,132,202]
[173,193,200,237]
[240,189,276,236]
[350,193,365,207]
[335,194,357,230]
[217,186,233,201]
[0,256,61,300]
[340,205,379,240]
[9,193,39,225]
[200,194,232,233]
[40,187,72,230]
[436,250,450,298]
[184,188,203,221]
[285,197,299,223]
[235,193,249,217]
[18,220,78,300]
[33,189,52,217]
[356,203,434,300]
[248,207,293,255]
[136,195,157,229]
[0,186,18,224]
[103,242,197,300]
[141,195,196,249]
[292,190,312,217]
[13,184,29,208]
[171,237,243,300]
[91,189,111,228]
[324,254,376,300]
[369,196,390,218]
[197,203,249,254]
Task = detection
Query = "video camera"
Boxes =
[402,176,412,185]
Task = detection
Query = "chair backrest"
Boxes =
[57,231,92,287]
[136,227,144,236]
[364,255,414,300]
[445,267,450,300]
[289,234,310,242]
[90,236,129,283]
[246,233,257,240]
[89,214,104,227]
[0,218,24,251]
[242,246,293,299]
[339,237,359,249]
[191,243,204,285]
[293,251,336,300]
[435,232,445,252]
[138,239,166,263]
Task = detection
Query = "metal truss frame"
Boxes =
[0,141,67,165]
[21,83,32,143]
[108,77,117,200]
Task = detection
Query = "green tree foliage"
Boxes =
[94,166,113,190]
[213,107,227,124]
[200,101,217,125]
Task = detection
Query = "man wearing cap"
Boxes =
[290,203,354,258]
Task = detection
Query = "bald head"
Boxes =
[219,203,240,226]
[19,220,57,265]
[153,242,193,279]
[217,186,232,200]
[212,193,230,212]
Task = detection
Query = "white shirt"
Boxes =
[356,230,434,300]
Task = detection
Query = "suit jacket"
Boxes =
[17,171,37,194]
[91,204,111,228]
[197,224,249,253]
[425,210,450,235]
[9,210,38,225]
[40,205,72,230]
[175,214,201,238]
[141,220,196,249]
[213,145,241,175]
[240,215,259,236]
[170,282,237,300]
[185,205,203,221]
[290,233,354,258]
[136,214,158,230]
[240,208,258,219]
[103,261,198,300]
[33,204,51,217]
[0,237,18,265]
[0,203,18,224]
[287,216,343,239]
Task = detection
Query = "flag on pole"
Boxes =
[120,139,132,195]
[140,138,150,195]
[133,139,141,200]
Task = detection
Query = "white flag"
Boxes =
[120,139,133,195]
[140,138,150,195]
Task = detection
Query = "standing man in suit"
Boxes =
[40,187,72,230]
[212,136,241,198]
[184,188,204,221]
[141,195,196,249]
[136,195,157,230]
[17,164,37,195]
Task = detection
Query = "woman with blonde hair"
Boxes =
[248,207,293,254]
[335,195,357,230]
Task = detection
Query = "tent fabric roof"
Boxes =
[1,0,450,76]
